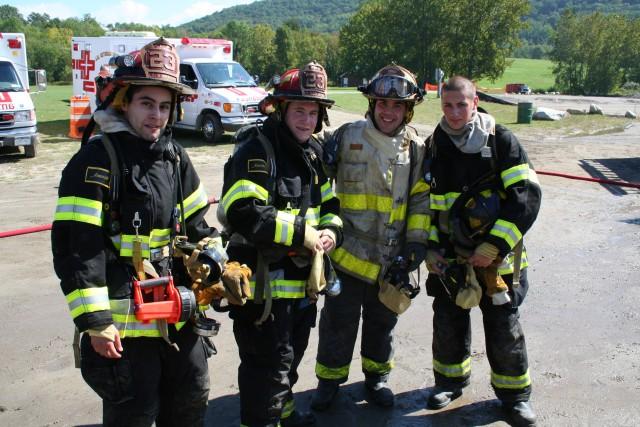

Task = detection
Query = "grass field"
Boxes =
[475,58,556,93]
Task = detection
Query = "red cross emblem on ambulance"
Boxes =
[75,50,95,80]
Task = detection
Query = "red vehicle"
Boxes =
[506,83,531,94]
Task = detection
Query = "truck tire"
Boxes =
[24,143,37,158]
[201,113,223,143]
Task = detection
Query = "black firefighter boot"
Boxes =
[364,377,395,408]
[310,379,340,411]
[281,410,316,427]
[427,386,463,410]
[503,401,537,427]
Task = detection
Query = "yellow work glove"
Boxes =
[307,248,326,301]
[221,261,253,305]
[455,264,482,309]
[86,324,119,341]
[303,223,320,252]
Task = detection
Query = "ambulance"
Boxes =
[0,33,43,158]
[71,33,267,143]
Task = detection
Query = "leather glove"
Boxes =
[221,261,252,305]
[403,242,428,272]
[307,248,326,301]
[303,223,320,252]
[192,279,226,306]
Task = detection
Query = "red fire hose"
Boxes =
[536,170,640,189]
[0,196,219,239]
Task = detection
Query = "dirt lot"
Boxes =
[1,97,639,427]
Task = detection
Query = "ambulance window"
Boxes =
[0,62,23,90]
[180,64,198,89]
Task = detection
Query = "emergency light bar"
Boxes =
[8,38,22,49]
[180,37,232,54]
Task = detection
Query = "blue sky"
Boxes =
[4,0,256,27]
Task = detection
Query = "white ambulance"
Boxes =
[0,33,43,158]
[71,33,267,143]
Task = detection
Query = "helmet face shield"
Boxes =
[369,75,419,99]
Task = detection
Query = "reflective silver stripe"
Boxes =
[67,293,107,312]
[55,204,102,218]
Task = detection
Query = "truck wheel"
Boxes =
[24,143,37,158]
[201,114,223,143]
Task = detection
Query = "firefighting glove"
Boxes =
[192,279,226,306]
[455,264,482,309]
[426,249,448,275]
[303,223,321,253]
[221,261,253,305]
[307,247,326,301]
[476,266,511,306]
[403,242,428,272]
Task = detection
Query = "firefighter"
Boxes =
[218,61,343,427]
[52,38,243,426]
[423,76,542,426]
[312,64,431,410]
[94,65,112,108]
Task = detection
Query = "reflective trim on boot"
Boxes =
[427,387,463,410]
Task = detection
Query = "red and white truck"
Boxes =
[71,32,267,143]
[0,32,45,158]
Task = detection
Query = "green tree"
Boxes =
[0,5,26,32]
[550,11,626,94]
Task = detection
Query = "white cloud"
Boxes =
[94,0,151,26]
[168,0,256,26]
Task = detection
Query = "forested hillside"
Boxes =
[179,0,640,58]
[179,0,363,34]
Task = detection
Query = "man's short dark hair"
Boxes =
[442,76,476,99]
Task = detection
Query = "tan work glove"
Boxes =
[476,265,511,305]
[303,223,320,253]
[307,247,326,301]
[221,261,253,305]
[455,264,482,309]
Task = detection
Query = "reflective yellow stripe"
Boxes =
[501,164,540,188]
[433,357,471,378]
[320,213,343,228]
[315,361,350,380]
[110,229,171,258]
[220,179,269,214]
[428,224,440,243]
[490,219,522,249]
[497,250,529,275]
[409,178,430,196]
[362,356,394,375]
[180,183,208,220]
[337,192,393,213]
[320,181,336,203]
[66,287,110,319]
[491,369,531,389]
[274,211,295,246]
[110,299,183,338]
[407,213,430,232]
[430,192,460,211]
[330,247,380,282]
[248,279,306,299]
[281,398,295,419]
[54,196,103,226]
[150,228,171,247]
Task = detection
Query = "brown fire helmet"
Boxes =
[259,61,335,133]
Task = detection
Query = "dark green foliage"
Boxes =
[179,0,364,34]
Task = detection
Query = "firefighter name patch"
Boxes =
[85,166,110,188]
[247,158,268,174]
[349,143,363,150]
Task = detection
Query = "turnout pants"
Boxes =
[232,298,316,427]
[430,269,532,403]
[316,270,398,385]
[80,325,212,427]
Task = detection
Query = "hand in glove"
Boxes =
[425,249,448,275]
[403,242,428,272]
[192,279,226,306]
[303,224,323,254]
[221,261,252,305]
